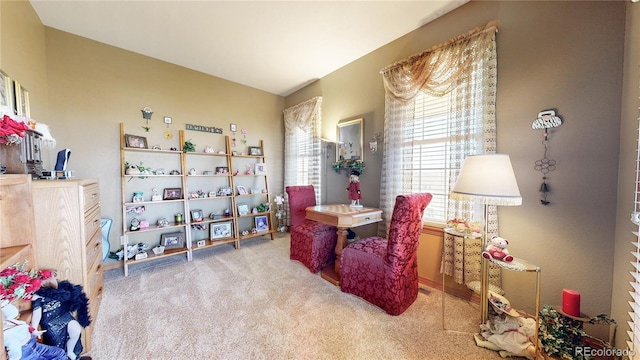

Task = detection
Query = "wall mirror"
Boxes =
[336,118,363,161]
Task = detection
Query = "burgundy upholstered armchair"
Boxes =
[286,185,338,273]
[339,193,433,315]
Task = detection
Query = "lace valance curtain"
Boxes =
[378,21,499,236]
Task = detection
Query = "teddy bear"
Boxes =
[482,236,513,262]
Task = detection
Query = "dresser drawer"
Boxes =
[83,182,100,214]
[86,229,102,270]
[85,205,101,245]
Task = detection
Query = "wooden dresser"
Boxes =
[31,179,103,353]
[0,175,39,360]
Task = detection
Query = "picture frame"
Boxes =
[13,81,30,117]
[124,134,149,149]
[210,221,233,240]
[255,215,269,232]
[190,209,203,223]
[230,123,237,132]
[0,70,13,112]
[215,166,229,175]
[248,146,263,156]
[254,163,267,175]
[163,187,182,200]
[237,202,249,216]
[237,185,248,195]
[160,231,185,250]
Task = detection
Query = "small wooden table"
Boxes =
[305,204,382,285]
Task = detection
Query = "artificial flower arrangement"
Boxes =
[0,115,30,145]
[446,218,482,236]
[0,261,53,302]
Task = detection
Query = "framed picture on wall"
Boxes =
[13,81,30,117]
[0,70,13,112]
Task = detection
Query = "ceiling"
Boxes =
[30,0,468,97]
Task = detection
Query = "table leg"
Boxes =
[321,227,348,286]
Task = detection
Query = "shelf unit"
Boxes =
[228,139,275,243]
[120,124,190,276]
[0,174,39,360]
[119,123,275,276]
[184,136,239,251]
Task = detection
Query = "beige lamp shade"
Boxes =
[450,154,522,206]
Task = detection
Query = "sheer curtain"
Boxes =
[379,21,498,236]
[283,96,323,223]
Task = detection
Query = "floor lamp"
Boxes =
[450,154,522,324]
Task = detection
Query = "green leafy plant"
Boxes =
[538,305,587,359]
[183,140,196,153]
[332,159,365,174]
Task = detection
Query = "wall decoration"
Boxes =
[0,70,13,113]
[185,123,222,134]
[163,116,173,139]
[532,109,563,205]
[141,107,153,132]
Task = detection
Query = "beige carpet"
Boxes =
[90,233,502,360]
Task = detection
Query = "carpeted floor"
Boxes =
[90,233,502,359]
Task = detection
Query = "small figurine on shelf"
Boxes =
[245,165,253,175]
[347,170,363,208]
[151,188,162,201]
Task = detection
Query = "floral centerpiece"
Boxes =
[446,218,482,236]
[0,115,30,145]
[0,261,53,302]
[332,159,365,174]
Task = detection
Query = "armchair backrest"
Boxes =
[385,193,433,266]
[285,185,318,227]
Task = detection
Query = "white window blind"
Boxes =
[294,126,312,185]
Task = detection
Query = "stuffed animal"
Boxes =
[482,236,513,262]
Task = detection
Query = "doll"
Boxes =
[2,302,67,360]
[347,170,363,207]
[31,275,91,360]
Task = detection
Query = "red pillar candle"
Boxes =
[562,289,581,317]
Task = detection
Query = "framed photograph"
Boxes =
[254,163,267,175]
[237,185,248,195]
[248,146,263,156]
[0,70,13,111]
[125,134,149,149]
[160,231,185,250]
[163,187,182,200]
[210,221,233,240]
[237,202,250,216]
[215,166,229,175]
[13,81,30,117]
[255,215,269,232]
[163,116,172,124]
[230,123,237,132]
[190,209,203,223]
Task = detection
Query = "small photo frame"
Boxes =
[0,70,13,111]
[248,146,263,156]
[160,231,185,250]
[215,166,229,175]
[163,187,182,200]
[254,163,267,175]
[237,203,250,216]
[211,221,233,240]
[255,215,269,232]
[13,81,29,117]
[230,123,237,132]
[237,185,248,195]
[190,209,203,223]
[125,134,149,149]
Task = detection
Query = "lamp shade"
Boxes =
[450,154,522,206]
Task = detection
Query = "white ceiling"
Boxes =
[30,0,468,96]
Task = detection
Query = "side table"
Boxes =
[441,228,503,330]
